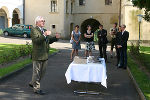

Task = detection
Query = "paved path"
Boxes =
[0,36,31,44]
[0,38,140,100]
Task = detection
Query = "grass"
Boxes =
[49,48,58,54]
[128,46,150,100]
[0,43,58,78]
[134,46,150,73]
[0,43,21,52]
[0,58,32,77]
[0,44,32,64]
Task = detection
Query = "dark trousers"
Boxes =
[120,47,127,68]
[99,44,107,61]
[111,38,117,51]
[116,48,120,65]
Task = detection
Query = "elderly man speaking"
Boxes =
[29,16,60,95]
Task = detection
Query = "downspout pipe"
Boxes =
[23,0,25,24]
[119,0,122,26]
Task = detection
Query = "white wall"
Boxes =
[0,0,23,27]
[25,0,65,38]
[121,0,150,41]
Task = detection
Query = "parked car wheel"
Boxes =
[23,33,28,38]
[4,31,9,36]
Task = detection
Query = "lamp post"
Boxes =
[137,14,143,51]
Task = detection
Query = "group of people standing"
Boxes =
[29,16,129,95]
[70,23,129,69]
[110,23,129,69]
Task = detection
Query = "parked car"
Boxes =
[3,24,32,38]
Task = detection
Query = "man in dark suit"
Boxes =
[97,24,108,61]
[117,24,129,69]
[29,16,60,95]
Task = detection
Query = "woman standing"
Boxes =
[70,25,81,61]
[84,25,95,57]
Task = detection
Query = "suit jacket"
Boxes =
[97,29,108,45]
[116,30,129,49]
[30,26,58,61]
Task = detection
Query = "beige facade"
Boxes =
[25,0,120,39]
[64,0,120,40]
[121,0,150,42]
[25,0,150,41]
[25,0,65,37]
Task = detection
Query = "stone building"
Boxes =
[0,0,24,29]
[1,0,150,43]
[25,0,120,39]
[121,0,150,44]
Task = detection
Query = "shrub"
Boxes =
[0,43,32,64]
[130,41,139,55]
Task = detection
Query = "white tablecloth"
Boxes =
[65,58,107,88]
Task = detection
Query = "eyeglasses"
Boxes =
[40,20,45,22]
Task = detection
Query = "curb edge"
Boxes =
[127,67,146,100]
[0,50,59,82]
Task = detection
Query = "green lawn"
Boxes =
[49,48,58,54]
[128,46,150,100]
[0,43,32,64]
[128,53,150,100]
[0,43,58,78]
[0,43,21,52]
[138,46,150,73]
[0,58,32,77]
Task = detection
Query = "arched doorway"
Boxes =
[0,8,8,29]
[70,23,74,37]
[12,10,20,25]
[81,18,100,40]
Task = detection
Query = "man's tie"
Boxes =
[41,28,48,43]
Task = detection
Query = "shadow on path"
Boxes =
[0,49,140,100]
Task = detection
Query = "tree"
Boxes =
[132,0,150,22]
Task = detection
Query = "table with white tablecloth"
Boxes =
[65,58,107,88]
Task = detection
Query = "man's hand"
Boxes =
[44,31,51,36]
[117,45,122,48]
[55,32,60,39]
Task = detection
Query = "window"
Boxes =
[71,2,73,14]
[105,0,112,5]
[52,25,56,29]
[66,0,68,13]
[51,0,57,12]
[79,0,85,6]
[12,25,18,29]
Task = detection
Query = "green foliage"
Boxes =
[0,58,32,77]
[132,0,150,21]
[128,53,150,100]
[0,43,32,64]
[129,42,139,54]
[49,48,58,54]
[128,45,150,99]
[136,46,150,73]
[0,46,58,78]
[129,45,150,72]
